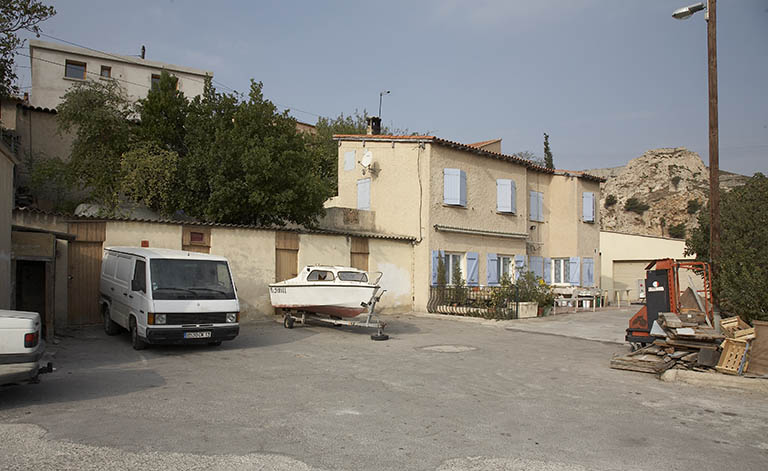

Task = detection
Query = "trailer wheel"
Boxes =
[284,315,294,329]
[371,333,389,341]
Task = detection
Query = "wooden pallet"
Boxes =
[715,338,749,375]
[720,316,750,339]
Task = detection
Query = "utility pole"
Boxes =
[707,0,720,292]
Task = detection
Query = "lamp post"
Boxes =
[378,90,390,118]
[673,1,719,288]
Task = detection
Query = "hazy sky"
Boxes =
[15,0,768,175]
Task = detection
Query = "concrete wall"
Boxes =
[600,230,687,301]
[29,39,211,109]
[0,148,14,309]
[104,221,182,250]
[14,107,75,163]
[369,239,414,312]
[298,233,350,268]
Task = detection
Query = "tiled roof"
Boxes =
[468,138,502,148]
[13,207,416,242]
[332,134,605,182]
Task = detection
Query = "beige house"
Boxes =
[28,39,212,110]
[328,134,603,311]
[1,141,18,309]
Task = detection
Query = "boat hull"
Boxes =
[269,283,378,318]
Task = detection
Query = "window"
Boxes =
[190,231,205,243]
[553,258,570,285]
[444,252,464,285]
[582,192,595,223]
[307,270,335,281]
[151,74,161,89]
[116,256,133,283]
[499,255,513,280]
[357,178,370,210]
[496,179,517,213]
[582,257,594,287]
[103,253,118,277]
[132,260,146,292]
[529,191,544,222]
[443,168,467,207]
[100,65,111,78]
[150,259,236,300]
[338,271,368,282]
[65,60,86,80]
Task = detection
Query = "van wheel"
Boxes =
[130,317,147,350]
[103,306,120,336]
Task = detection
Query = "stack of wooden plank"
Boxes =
[716,316,757,375]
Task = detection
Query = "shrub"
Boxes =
[671,175,682,188]
[605,194,617,208]
[668,223,686,239]
[686,199,702,214]
[624,197,650,214]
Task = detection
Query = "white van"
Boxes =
[99,247,240,350]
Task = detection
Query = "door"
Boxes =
[67,222,105,326]
[350,237,369,271]
[275,232,299,282]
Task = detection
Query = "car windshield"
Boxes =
[338,271,368,282]
[150,259,236,300]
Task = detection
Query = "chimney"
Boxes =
[366,116,382,135]
[140,45,146,59]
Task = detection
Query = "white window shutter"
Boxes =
[344,150,356,171]
[497,179,512,213]
[583,192,595,222]
[443,168,460,205]
[459,170,467,207]
[357,178,370,210]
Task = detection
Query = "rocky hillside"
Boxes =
[586,147,748,238]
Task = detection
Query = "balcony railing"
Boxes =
[427,285,523,319]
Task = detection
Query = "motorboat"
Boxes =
[269,265,382,318]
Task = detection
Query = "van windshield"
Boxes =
[150,259,236,300]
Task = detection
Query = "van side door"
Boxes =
[113,255,134,327]
[129,260,149,329]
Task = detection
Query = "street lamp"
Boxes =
[673,0,720,287]
[378,90,390,118]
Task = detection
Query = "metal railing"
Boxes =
[427,285,521,319]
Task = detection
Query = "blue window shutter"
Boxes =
[487,253,499,286]
[583,192,595,222]
[510,180,517,213]
[530,256,543,279]
[466,252,479,286]
[443,168,460,205]
[497,180,511,213]
[537,192,544,222]
[543,257,551,284]
[344,150,356,171]
[459,170,467,207]
[514,255,527,280]
[431,250,439,286]
[569,256,581,286]
[529,191,537,221]
[357,178,370,210]
[583,257,594,287]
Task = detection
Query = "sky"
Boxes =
[14,0,768,175]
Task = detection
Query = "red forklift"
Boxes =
[626,258,714,350]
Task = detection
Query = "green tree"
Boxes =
[686,198,701,214]
[57,79,136,211]
[0,0,55,98]
[685,173,768,322]
[668,222,686,239]
[135,71,188,156]
[120,142,179,216]
[436,254,447,287]
[543,132,554,169]
[605,194,617,207]
[624,197,650,215]
[515,150,546,167]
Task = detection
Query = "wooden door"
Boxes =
[350,237,369,271]
[275,232,299,282]
[67,223,105,325]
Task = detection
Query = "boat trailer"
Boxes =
[282,289,389,341]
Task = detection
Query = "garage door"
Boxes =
[613,261,650,303]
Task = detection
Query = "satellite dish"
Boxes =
[361,150,373,168]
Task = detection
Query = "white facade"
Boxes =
[29,40,212,109]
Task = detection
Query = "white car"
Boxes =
[99,247,241,350]
[0,310,53,385]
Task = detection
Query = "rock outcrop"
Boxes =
[589,147,747,238]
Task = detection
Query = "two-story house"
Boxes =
[329,132,603,311]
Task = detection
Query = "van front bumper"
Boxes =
[145,325,239,344]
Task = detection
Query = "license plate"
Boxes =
[184,331,211,339]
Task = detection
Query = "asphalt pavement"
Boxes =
[1,311,767,470]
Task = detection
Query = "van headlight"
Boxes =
[226,312,238,323]
[155,313,166,325]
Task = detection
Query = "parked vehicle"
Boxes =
[0,309,53,385]
[99,247,240,350]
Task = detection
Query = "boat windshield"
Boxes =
[307,270,335,281]
[150,259,236,300]
[338,271,368,283]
